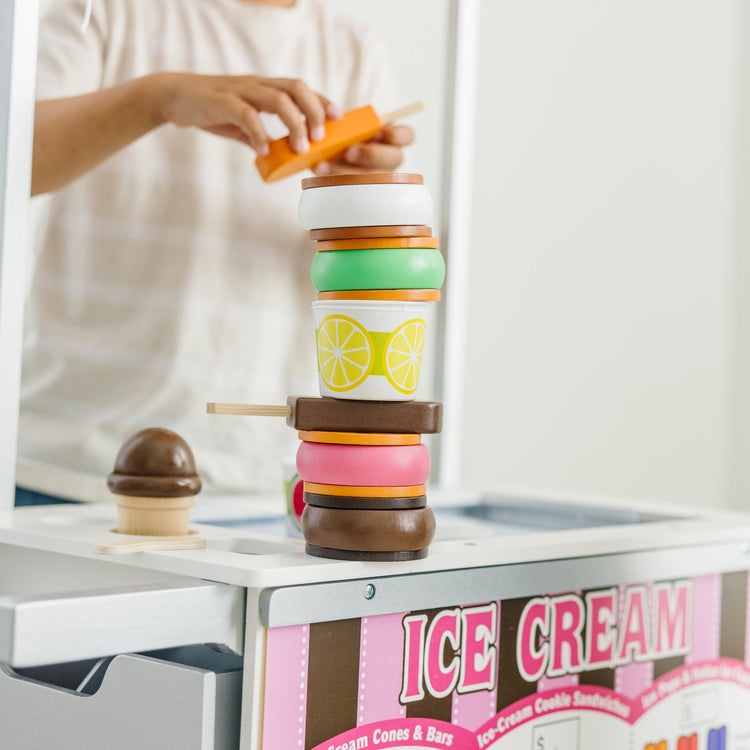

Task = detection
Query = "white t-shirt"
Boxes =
[18,0,398,501]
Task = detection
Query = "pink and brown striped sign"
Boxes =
[261,572,750,750]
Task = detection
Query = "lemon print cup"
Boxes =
[316,315,374,392]
[313,300,433,400]
[384,319,427,395]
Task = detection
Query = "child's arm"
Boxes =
[32,73,341,196]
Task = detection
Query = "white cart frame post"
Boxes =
[0,0,39,509]
[437,0,480,486]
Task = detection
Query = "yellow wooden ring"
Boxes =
[317,236,439,252]
[318,289,441,302]
[298,430,421,446]
[303,482,426,498]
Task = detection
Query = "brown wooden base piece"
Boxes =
[302,505,435,554]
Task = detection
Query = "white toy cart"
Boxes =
[0,493,749,749]
[2,3,749,749]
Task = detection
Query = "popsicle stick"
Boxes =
[95,536,206,555]
[206,403,291,417]
[381,101,424,125]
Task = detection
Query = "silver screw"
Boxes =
[364,583,376,600]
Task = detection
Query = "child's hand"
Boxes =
[310,124,415,176]
[154,73,343,156]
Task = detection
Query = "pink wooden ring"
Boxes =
[296,442,431,487]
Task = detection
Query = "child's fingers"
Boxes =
[244,84,310,153]
[312,161,377,177]
[344,142,404,171]
[221,96,269,155]
[203,123,250,142]
[371,125,415,146]
[319,95,344,122]
[267,78,328,145]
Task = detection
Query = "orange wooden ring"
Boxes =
[310,225,432,241]
[302,173,423,189]
[318,289,441,302]
[317,236,439,252]
[298,430,421,446]
[303,482,426,498]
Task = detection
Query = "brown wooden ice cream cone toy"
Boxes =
[107,428,201,536]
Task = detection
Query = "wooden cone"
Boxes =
[115,495,195,536]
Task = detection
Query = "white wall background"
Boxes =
[462,0,747,510]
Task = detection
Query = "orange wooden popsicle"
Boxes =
[255,103,422,183]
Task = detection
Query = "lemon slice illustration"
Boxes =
[384,318,426,395]
[317,315,374,392]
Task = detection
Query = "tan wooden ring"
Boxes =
[302,173,423,189]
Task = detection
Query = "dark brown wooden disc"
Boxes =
[310,225,432,241]
[301,173,423,189]
[304,491,427,510]
[301,505,435,553]
[305,544,428,561]
[288,397,443,434]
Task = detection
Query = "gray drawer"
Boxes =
[0,647,242,750]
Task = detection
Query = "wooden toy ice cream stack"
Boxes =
[210,172,444,561]
[297,172,444,560]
